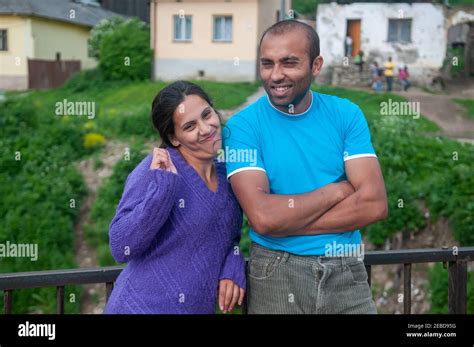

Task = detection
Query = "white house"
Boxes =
[316,1,474,85]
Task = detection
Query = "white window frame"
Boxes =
[174,15,192,41]
[213,16,232,42]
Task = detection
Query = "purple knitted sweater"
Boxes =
[104,147,245,314]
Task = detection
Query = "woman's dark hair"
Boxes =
[151,80,220,148]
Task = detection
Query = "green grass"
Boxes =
[447,0,474,6]
[454,98,474,121]
[22,75,260,141]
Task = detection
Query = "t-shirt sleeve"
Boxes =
[223,114,266,179]
[343,105,377,162]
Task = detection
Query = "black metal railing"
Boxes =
[1,247,473,314]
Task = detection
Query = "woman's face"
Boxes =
[170,94,222,160]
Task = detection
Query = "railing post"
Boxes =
[403,263,411,314]
[4,290,12,314]
[448,260,467,314]
[365,265,372,287]
[56,286,65,314]
[242,260,248,314]
[105,282,114,303]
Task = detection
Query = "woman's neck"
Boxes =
[178,147,216,184]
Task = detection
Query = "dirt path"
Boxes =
[337,83,474,144]
[394,90,474,144]
[74,140,128,314]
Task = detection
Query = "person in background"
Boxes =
[384,57,395,92]
[398,66,411,91]
[345,35,353,57]
[371,62,383,92]
[354,50,364,73]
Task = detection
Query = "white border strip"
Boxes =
[227,167,266,180]
[344,153,377,162]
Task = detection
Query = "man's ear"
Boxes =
[312,55,324,77]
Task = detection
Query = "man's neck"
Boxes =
[272,90,312,115]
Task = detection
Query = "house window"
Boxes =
[213,16,232,42]
[174,15,192,41]
[0,30,7,51]
[388,19,412,43]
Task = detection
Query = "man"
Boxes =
[224,20,388,314]
[384,56,395,92]
[345,35,353,57]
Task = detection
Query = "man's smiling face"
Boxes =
[259,29,322,113]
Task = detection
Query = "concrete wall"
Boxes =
[153,0,260,81]
[316,3,446,84]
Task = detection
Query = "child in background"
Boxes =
[398,66,411,91]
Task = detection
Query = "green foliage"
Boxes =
[454,98,474,121]
[63,68,111,93]
[292,0,319,16]
[444,47,465,78]
[88,16,126,60]
[428,263,474,314]
[99,18,152,81]
[0,99,87,313]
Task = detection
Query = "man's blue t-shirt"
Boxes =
[223,90,377,256]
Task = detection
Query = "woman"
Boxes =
[104,81,245,314]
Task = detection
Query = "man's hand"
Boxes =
[300,157,388,235]
[218,279,245,313]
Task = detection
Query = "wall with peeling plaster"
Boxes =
[316,3,446,85]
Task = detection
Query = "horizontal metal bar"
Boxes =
[363,247,474,265]
[0,266,125,291]
[0,248,473,291]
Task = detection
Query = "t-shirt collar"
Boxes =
[265,90,313,117]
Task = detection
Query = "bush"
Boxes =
[0,99,87,313]
[88,16,126,60]
[428,263,474,314]
[63,68,107,93]
[99,18,152,81]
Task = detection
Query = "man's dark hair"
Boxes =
[258,20,320,67]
